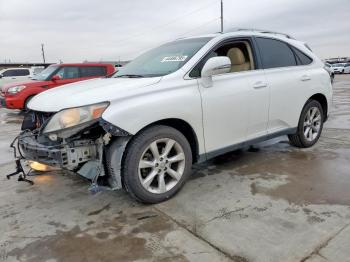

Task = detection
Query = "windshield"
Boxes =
[32,66,58,80]
[113,37,213,78]
[333,63,345,67]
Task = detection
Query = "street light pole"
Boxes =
[220,0,224,33]
[41,43,46,64]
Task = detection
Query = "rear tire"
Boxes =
[288,100,324,148]
[119,125,192,204]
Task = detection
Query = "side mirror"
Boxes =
[201,56,231,78]
[51,75,61,81]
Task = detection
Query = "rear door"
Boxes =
[255,37,313,133]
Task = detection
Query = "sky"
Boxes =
[0,0,349,63]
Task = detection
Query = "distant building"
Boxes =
[0,62,53,70]
[325,57,350,64]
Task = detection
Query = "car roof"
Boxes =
[182,29,295,41]
[1,67,30,70]
[50,63,113,67]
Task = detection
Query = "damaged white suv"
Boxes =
[18,30,332,203]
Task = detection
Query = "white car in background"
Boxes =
[18,30,332,203]
[324,63,334,82]
[0,67,44,88]
[343,63,350,74]
[331,63,346,74]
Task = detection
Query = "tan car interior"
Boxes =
[226,42,254,72]
[191,40,255,77]
[212,41,255,73]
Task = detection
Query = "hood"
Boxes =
[1,79,44,93]
[28,77,162,112]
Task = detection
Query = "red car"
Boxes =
[0,63,115,110]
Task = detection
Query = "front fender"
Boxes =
[101,79,206,155]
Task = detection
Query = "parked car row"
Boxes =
[325,62,350,74]
[0,63,115,110]
[10,30,332,203]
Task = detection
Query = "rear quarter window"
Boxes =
[80,66,107,77]
[256,37,297,69]
[290,46,313,65]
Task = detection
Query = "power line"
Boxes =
[113,0,218,46]
[126,17,220,59]
[173,18,220,39]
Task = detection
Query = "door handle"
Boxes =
[253,81,268,89]
[301,75,311,81]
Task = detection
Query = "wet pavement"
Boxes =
[1,75,350,261]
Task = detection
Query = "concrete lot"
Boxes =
[1,75,350,262]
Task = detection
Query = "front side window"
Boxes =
[2,70,16,77]
[32,66,59,81]
[113,37,213,78]
[55,66,80,79]
[190,39,256,78]
[80,66,106,77]
[256,37,296,69]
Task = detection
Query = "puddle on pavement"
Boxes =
[197,137,350,206]
[7,210,175,262]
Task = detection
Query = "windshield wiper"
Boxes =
[115,74,144,78]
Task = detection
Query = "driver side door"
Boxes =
[197,38,269,157]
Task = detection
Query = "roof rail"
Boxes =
[231,28,294,39]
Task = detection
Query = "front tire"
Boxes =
[121,125,192,204]
[288,100,324,148]
[23,96,34,111]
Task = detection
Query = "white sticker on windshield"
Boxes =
[161,55,188,62]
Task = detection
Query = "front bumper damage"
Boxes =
[13,114,131,192]
[19,133,98,169]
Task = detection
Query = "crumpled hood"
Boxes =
[28,77,162,112]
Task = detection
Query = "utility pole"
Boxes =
[41,43,46,63]
[220,0,224,33]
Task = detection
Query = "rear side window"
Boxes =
[291,47,313,65]
[80,66,107,77]
[256,37,296,69]
[15,69,30,76]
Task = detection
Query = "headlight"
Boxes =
[8,85,26,94]
[43,102,109,133]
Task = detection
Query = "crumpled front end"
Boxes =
[17,110,131,191]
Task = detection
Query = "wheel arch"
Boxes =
[308,93,328,121]
[133,118,200,163]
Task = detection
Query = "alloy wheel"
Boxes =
[138,138,186,194]
[303,107,321,142]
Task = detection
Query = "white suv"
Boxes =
[0,67,44,88]
[17,30,332,203]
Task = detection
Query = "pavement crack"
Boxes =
[153,207,238,262]
[300,222,350,262]
[205,206,251,224]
